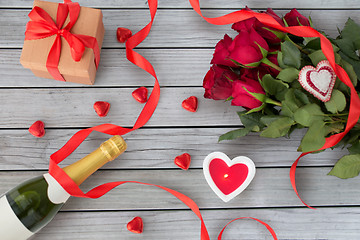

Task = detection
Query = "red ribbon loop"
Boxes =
[218,217,278,240]
[25,1,99,81]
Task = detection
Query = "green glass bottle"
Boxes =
[0,135,127,240]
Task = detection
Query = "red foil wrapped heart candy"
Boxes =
[182,96,198,112]
[117,27,133,43]
[29,120,45,138]
[132,87,148,103]
[93,101,110,117]
[127,216,143,234]
[174,153,191,170]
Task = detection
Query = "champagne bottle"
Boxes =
[0,135,127,240]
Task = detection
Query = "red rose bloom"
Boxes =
[231,76,265,109]
[211,34,237,67]
[228,28,269,66]
[264,8,284,26]
[240,68,259,81]
[232,9,285,45]
[284,9,310,26]
[231,17,257,32]
[203,65,237,100]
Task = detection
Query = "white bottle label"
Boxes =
[44,173,71,204]
[0,195,34,240]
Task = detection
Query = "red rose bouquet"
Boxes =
[203,8,360,179]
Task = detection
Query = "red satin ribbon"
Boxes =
[46,0,277,238]
[188,0,360,208]
[25,1,100,81]
[218,217,278,240]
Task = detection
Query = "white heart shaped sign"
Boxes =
[203,152,256,202]
[298,60,336,102]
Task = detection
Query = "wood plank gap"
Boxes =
[59,204,360,214]
[0,125,246,130]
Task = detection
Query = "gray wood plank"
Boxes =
[1,0,360,9]
[0,87,242,128]
[34,207,360,239]
[0,168,358,210]
[1,9,359,48]
[0,128,346,170]
[0,49,212,87]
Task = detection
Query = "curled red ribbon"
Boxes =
[25,1,100,81]
[188,0,360,209]
[218,217,278,240]
[47,0,277,238]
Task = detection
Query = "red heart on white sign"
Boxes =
[298,60,336,102]
[203,152,255,202]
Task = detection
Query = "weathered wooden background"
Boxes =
[0,0,359,239]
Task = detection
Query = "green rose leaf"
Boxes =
[219,128,252,142]
[261,74,289,101]
[340,59,358,87]
[324,89,347,113]
[348,140,360,154]
[280,89,310,117]
[293,103,324,127]
[293,89,310,105]
[277,51,289,69]
[260,115,284,125]
[335,38,358,61]
[308,50,327,66]
[238,111,266,129]
[340,18,360,49]
[304,37,321,50]
[280,100,296,117]
[325,122,344,135]
[328,154,360,179]
[277,68,300,83]
[340,130,360,149]
[339,52,360,81]
[260,117,295,138]
[298,120,326,152]
[281,89,300,117]
[281,41,301,69]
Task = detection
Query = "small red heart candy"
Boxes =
[117,27,132,43]
[132,87,148,103]
[29,120,45,138]
[182,96,198,112]
[93,101,110,117]
[174,153,191,170]
[127,216,143,234]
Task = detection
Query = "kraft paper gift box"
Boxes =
[20,0,105,85]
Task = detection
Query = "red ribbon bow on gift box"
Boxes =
[24,0,100,81]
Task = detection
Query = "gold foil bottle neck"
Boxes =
[62,135,127,186]
[100,135,127,162]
